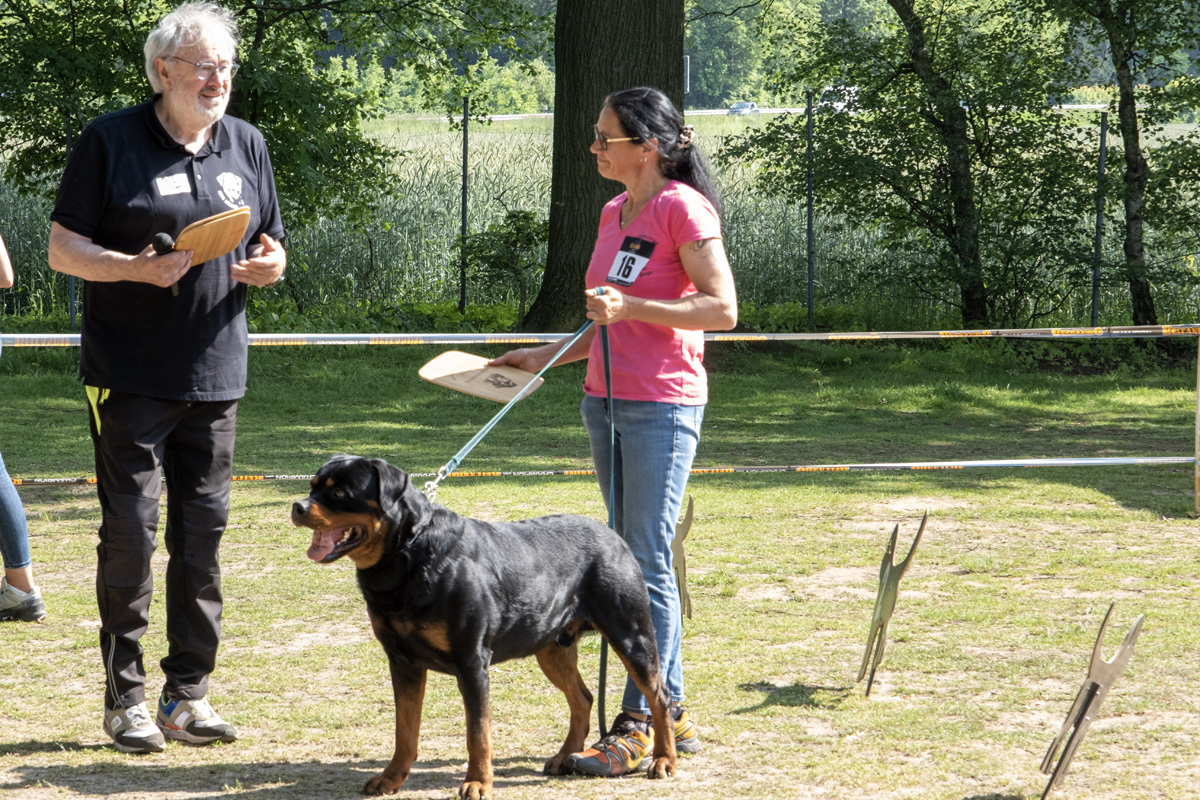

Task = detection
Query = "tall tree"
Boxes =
[1032,0,1200,325]
[0,0,545,228]
[730,0,1097,328]
[685,2,766,109]
[523,0,685,330]
[886,0,986,326]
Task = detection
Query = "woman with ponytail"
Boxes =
[493,86,737,776]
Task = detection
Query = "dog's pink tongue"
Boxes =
[307,529,339,562]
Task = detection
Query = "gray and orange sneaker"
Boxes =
[565,712,652,776]
[667,706,701,753]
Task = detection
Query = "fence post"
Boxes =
[1091,112,1108,327]
[460,95,469,314]
[806,89,815,331]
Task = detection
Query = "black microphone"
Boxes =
[152,233,179,296]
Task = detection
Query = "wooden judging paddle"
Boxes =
[173,206,251,265]
[419,350,544,403]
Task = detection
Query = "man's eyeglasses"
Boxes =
[594,125,640,151]
[169,56,239,81]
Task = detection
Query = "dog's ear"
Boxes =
[370,458,432,543]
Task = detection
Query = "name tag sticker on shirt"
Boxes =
[607,236,657,286]
[155,173,191,196]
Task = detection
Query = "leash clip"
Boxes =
[423,465,449,502]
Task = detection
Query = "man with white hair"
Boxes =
[49,1,285,754]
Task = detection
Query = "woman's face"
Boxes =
[157,34,235,132]
[590,106,647,183]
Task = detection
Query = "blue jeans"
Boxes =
[581,394,703,715]
[0,449,32,570]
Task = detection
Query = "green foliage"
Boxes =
[685,4,769,108]
[0,0,551,229]
[0,0,155,194]
[461,209,549,323]
[737,301,860,332]
[5,114,1198,334]
[245,290,517,334]
[727,0,1104,329]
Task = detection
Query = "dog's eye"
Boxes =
[332,488,346,499]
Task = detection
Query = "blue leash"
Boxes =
[423,319,596,501]
[422,294,619,740]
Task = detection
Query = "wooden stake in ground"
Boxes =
[1040,602,1144,798]
[672,494,694,621]
[858,511,926,696]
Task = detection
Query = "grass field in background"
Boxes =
[1,339,1198,799]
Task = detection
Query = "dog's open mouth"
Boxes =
[307,526,367,563]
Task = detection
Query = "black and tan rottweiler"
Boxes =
[291,455,676,799]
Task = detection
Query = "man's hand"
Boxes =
[230,233,286,287]
[139,243,194,288]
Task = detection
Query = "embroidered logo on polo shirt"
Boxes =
[155,173,190,196]
[216,172,244,209]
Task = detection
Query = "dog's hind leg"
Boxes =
[535,639,593,775]
[455,660,494,800]
[599,623,677,780]
[364,662,427,796]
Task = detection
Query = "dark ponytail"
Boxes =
[604,87,723,219]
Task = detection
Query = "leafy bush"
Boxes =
[245,293,517,334]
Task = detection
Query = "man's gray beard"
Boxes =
[192,96,228,127]
[166,92,228,132]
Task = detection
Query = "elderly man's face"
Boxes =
[157,36,235,132]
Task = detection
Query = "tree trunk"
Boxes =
[522,0,685,331]
[1103,4,1158,326]
[888,0,989,327]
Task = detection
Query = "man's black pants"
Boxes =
[87,390,237,710]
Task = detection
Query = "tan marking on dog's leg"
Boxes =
[459,703,493,800]
[536,641,593,774]
[611,648,677,779]
[364,666,426,796]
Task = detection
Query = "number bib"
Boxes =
[607,236,657,286]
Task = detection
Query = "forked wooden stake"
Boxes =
[857,511,927,696]
[1040,602,1143,798]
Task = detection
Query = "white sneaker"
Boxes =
[104,702,166,754]
[156,691,237,745]
[0,578,46,622]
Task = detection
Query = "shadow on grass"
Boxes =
[733,681,852,712]
[10,752,553,798]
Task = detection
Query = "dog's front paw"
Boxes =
[644,756,677,780]
[542,753,571,775]
[458,779,493,800]
[362,773,403,796]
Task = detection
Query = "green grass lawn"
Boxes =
[1,339,1197,799]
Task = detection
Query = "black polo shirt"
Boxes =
[51,98,285,401]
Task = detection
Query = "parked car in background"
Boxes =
[727,101,760,115]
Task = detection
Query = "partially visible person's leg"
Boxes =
[157,399,238,745]
[0,449,44,621]
[604,399,703,715]
[89,390,171,753]
[575,396,703,776]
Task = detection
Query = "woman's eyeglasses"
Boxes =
[594,125,640,150]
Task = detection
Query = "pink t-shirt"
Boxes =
[583,180,723,405]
